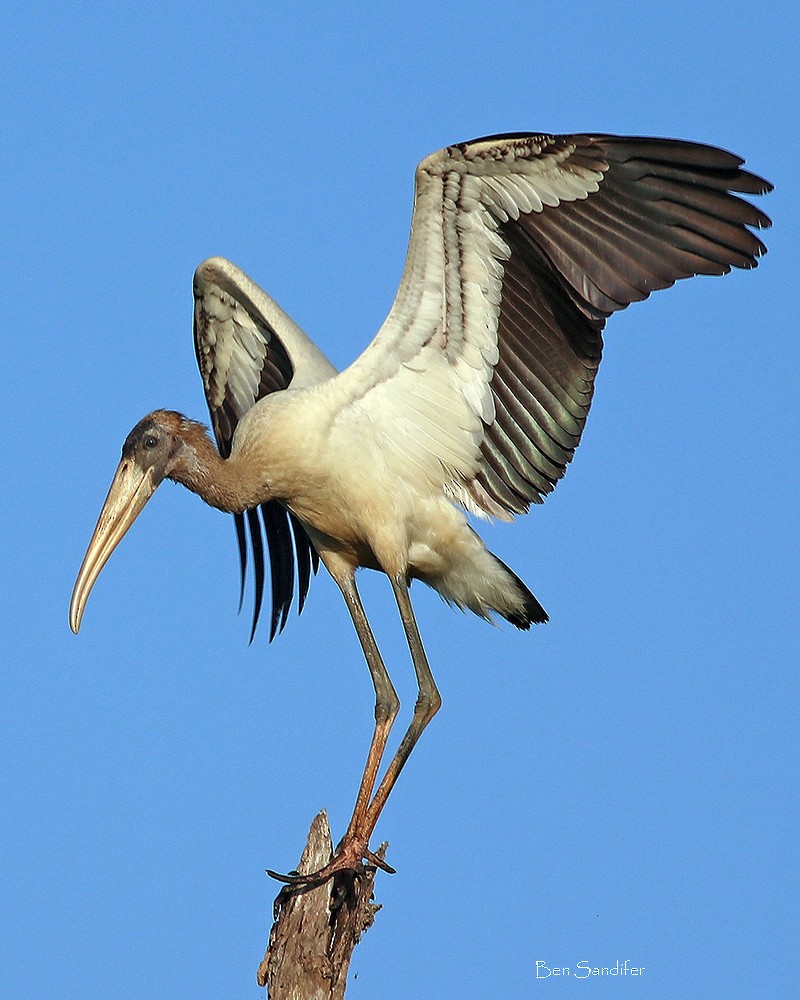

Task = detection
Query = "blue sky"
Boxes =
[2,3,797,999]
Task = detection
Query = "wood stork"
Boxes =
[69,132,771,883]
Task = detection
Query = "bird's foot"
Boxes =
[266,837,395,890]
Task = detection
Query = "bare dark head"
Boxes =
[69,409,192,634]
[121,410,188,480]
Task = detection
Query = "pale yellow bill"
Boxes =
[69,460,159,634]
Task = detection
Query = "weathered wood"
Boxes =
[257,812,384,999]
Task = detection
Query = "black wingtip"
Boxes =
[289,511,319,616]
[260,502,294,644]
[232,505,320,645]
[233,512,247,613]
[246,508,266,645]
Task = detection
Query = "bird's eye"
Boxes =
[143,434,159,449]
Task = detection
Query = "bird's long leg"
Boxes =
[334,573,400,862]
[268,568,400,884]
[268,574,438,888]
[360,574,441,843]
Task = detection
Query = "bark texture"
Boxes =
[257,811,384,999]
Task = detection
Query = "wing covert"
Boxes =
[193,257,327,641]
[329,133,771,518]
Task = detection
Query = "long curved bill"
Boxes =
[69,459,160,634]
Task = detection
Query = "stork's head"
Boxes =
[69,410,186,634]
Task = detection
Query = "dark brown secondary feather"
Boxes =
[193,275,320,642]
[474,133,771,516]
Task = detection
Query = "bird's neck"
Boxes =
[168,421,268,513]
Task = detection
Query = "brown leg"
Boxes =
[268,574,438,887]
[335,573,400,854]
[360,574,441,843]
[268,571,399,884]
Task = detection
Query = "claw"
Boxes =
[266,838,393,895]
[362,847,396,874]
[265,868,304,885]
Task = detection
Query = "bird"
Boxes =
[69,132,771,884]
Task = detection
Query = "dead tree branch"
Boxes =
[257,811,385,999]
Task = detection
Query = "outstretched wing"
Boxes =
[193,257,335,641]
[331,133,771,519]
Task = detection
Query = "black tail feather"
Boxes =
[496,556,549,628]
